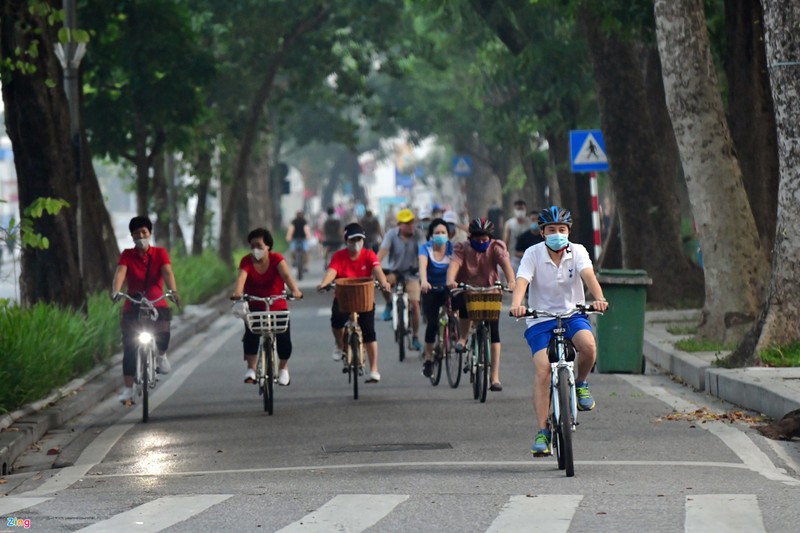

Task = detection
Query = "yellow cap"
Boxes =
[397,208,415,223]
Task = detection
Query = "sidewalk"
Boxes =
[643,309,800,420]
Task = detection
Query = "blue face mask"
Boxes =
[530,222,539,231]
[470,239,491,253]
[432,235,448,246]
[545,233,569,251]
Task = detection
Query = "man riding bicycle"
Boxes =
[285,210,312,273]
[509,206,608,456]
[377,208,425,350]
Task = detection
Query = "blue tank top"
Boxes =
[419,241,453,290]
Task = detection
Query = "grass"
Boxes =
[674,338,736,353]
[0,251,234,414]
[667,324,698,335]
[759,343,800,367]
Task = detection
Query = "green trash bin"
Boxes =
[595,269,652,374]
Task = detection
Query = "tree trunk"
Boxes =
[731,0,800,365]
[152,148,170,249]
[579,7,703,306]
[654,0,768,342]
[0,0,85,309]
[192,151,212,256]
[725,0,780,255]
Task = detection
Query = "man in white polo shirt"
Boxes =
[510,206,609,456]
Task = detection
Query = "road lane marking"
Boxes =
[75,494,232,533]
[20,318,238,497]
[616,375,800,487]
[685,494,766,533]
[275,494,408,533]
[487,494,582,533]
[0,497,52,516]
[83,459,752,479]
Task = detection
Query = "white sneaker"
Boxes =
[366,371,381,383]
[332,347,344,361]
[118,387,134,403]
[243,368,257,383]
[278,368,290,386]
[156,354,171,374]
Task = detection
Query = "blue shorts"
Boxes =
[289,240,308,252]
[524,316,592,355]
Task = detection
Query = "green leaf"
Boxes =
[45,78,56,88]
[58,27,70,44]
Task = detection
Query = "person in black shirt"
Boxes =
[514,210,545,266]
[286,211,312,273]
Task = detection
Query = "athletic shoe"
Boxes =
[156,354,171,374]
[381,306,392,321]
[422,360,433,378]
[576,381,596,411]
[366,371,381,383]
[411,337,422,351]
[531,429,551,455]
[118,387,134,403]
[332,347,344,361]
[278,369,290,386]
[243,368,257,384]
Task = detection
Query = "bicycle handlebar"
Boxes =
[450,281,512,295]
[229,292,302,303]
[509,304,603,320]
[319,280,385,292]
[113,290,176,307]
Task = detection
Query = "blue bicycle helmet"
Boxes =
[538,206,573,229]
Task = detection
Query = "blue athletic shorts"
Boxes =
[524,316,592,355]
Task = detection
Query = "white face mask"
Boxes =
[347,241,364,253]
[251,248,266,261]
[134,237,149,250]
[514,209,526,218]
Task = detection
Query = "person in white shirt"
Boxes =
[503,199,528,271]
[509,206,609,456]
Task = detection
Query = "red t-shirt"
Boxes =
[118,246,171,312]
[329,247,380,279]
[239,252,288,311]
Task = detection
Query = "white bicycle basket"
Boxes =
[246,310,290,334]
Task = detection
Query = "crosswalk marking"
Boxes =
[275,494,409,533]
[487,494,582,533]
[0,497,52,516]
[75,494,232,533]
[685,494,766,533]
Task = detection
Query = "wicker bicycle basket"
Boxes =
[465,291,503,321]
[335,277,375,314]
[246,310,290,335]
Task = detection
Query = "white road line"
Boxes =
[275,494,408,533]
[85,459,752,480]
[685,494,766,533]
[616,375,800,487]
[317,307,329,316]
[486,494,582,533]
[21,319,238,497]
[75,494,232,533]
[764,437,800,476]
[0,497,52,516]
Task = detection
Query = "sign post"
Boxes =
[570,130,609,261]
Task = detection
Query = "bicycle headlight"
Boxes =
[137,331,154,344]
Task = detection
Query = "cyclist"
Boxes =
[359,209,383,253]
[509,206,608,456]
[318,223,391,383]
[233,228,303,386]
[503,199,529,272]
[111,216,180,404]
[377,208,425,351]
[285,210,312,273]
[419,217,453,378]
[446,217,515,391]
[321,207,342,268]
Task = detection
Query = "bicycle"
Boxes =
[510,304,602,477]
[291,240,306,281]
[389,270,415,362]
[452,282,509,403]
[231,292,299,415]
[427,287,459,387]
[321,279,383,400]
[113,290,177,423]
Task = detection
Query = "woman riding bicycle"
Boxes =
[318,223,391,383]
[509,206,608,455]
[111,216,180,404]
[233,228,303,386]
[446,217,516,391]
[419,217,453,378]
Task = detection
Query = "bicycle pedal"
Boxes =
[342,367,349,374]
[531,451,549,458]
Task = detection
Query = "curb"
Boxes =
[0,289,231,476]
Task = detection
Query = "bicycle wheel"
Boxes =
[478,325,490,403]
[265,340,275,415]
[295,250,303,281]
[444,317,462,388]
[350,332,361,400]
[471,334,480,400]
[141,347,150,423]
[555,366,575,477]
[430,345,443,386]
[396,297,406,362]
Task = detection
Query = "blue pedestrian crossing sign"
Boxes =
[570,130,609,172]
[452,156,473,177]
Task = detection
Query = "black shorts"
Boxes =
[242,322,292,360]
[330,299,377,343]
